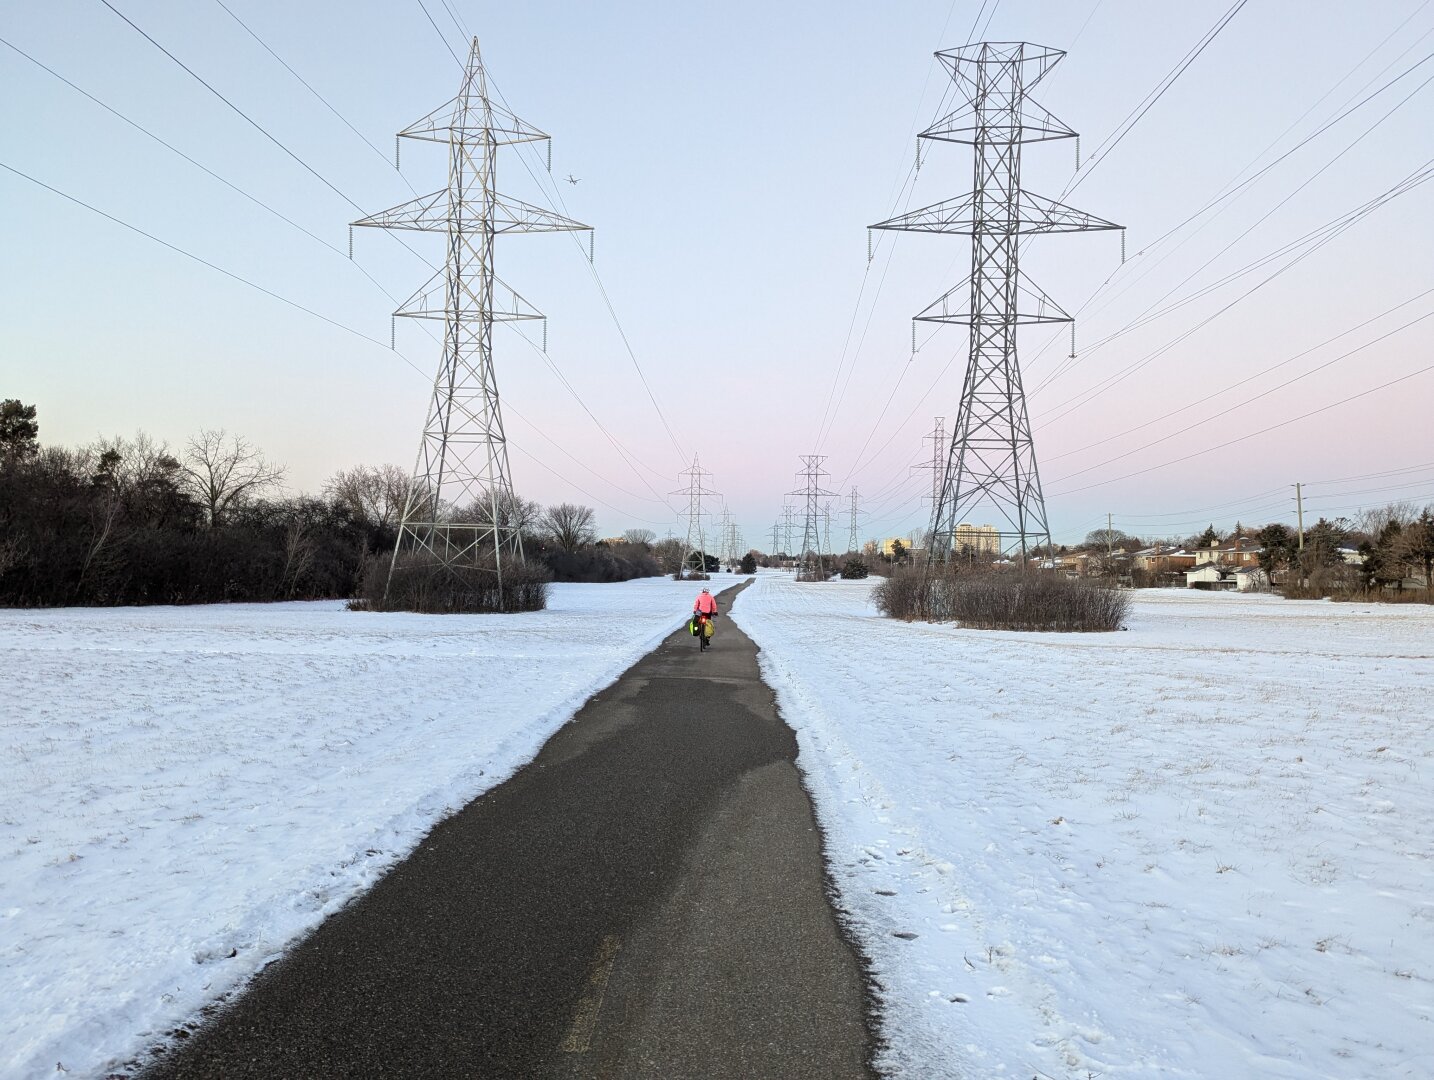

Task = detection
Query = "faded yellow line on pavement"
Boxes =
[560,934,621,1053]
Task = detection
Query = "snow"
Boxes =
[0,577,706,1079]
[731,573,1434,1079]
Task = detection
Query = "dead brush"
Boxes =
[872,565,1130,632]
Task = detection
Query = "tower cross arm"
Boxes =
[921,98,1076,145]
[398,95,551,147]
[871,190,1120,235]
[351,189,448,233]
[492,193,591,235]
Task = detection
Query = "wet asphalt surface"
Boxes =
[139,581,876,1079]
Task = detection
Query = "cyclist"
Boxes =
[693,587,718,651]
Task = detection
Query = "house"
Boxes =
[1194,542,1263,567]
[1232,566,1269,592]
[1185,564,1236,590]
[1133,546,1198,573]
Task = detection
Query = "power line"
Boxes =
[1,158,390,350]
[1034,62,1434,399]
[211,0,415,191]
[1026,41,1434,393]
[1,156,673,530]
[0,34,406,304]
[1034,160,1434,423]
[1066,0,1247,190]
[1045,286,1434,466]
[414,0,464,68]
[100,0,361,213]
[98,0,439,279]
[1047,359,1434,497]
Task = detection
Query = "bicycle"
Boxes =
[692,611,715,651]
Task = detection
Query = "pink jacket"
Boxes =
[693,591,718,615]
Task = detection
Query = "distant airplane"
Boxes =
[565,174,580,185]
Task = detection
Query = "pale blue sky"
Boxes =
[4,1,1432,546]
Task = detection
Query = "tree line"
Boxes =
[0,400,662,607]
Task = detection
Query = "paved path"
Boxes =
[143,582,875,1079]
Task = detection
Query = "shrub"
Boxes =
[539,546,659,583]
[351,551,550,613]
[840,556,869,580]
[873,566,1129,632]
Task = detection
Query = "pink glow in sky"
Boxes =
[4,1,1432,547]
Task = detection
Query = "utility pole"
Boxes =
[788,455,839,580]
[770,522,781,563]
[781,503,796,571]
[354,38,590,601]
[872,42,1120,564]
[1294,482,1305,551]
[671,457,719,578]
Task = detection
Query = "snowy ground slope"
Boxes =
[0,578,705,1079]
[732,574,1434,1079]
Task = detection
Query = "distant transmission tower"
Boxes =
[355,38,590,596]
[672,456,719,578]
[781,503,796,570]
[872,42,1120,563]
[844,488,865,555]
[788,455,839,579]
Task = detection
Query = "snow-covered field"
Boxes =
[0,578,702,1079]
[732,573,1434,1080]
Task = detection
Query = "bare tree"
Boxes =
[542,502,597,553]
[280,514,316,598]
[622,528,656,546]
[463,490,544,541]
[325,464,410,530]
[180,430,285,527]
[0,535,26,577]
[1358,501,1419,538]
[653,537,685,575]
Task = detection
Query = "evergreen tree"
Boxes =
[0,400,39,461]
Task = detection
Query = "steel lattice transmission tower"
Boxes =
[788,455,839,580]
[672,456,719,578]
[872,42,1120,562]
[781,503,796,569]
[844,489,865,555]
[354,38,590,594]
